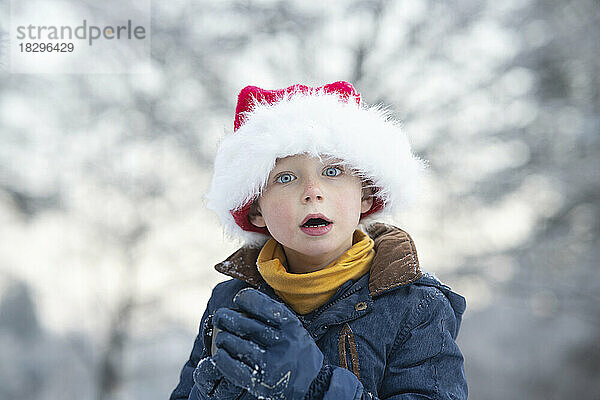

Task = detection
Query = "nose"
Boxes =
[302,180,324,203]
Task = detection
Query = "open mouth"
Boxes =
[301,217,332,228]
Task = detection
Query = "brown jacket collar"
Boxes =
[214,222,423,297]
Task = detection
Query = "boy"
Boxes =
[170,82,468,399]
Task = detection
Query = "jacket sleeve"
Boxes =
[169,300,212,400]
[376,289,468,400]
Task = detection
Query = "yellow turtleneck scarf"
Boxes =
[256,229,374,315]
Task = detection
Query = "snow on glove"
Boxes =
[192,356,247,400]
[211,287,324,400]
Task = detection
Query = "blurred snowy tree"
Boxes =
[0,0,598,399]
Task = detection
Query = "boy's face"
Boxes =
[249,153,373,272]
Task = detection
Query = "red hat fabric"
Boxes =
[234,82,361,131]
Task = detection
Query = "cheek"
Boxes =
[263,199,294,227]
[334,186,363,222]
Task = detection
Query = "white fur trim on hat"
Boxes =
[204,89,428,247]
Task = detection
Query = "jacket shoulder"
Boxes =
[371,270,467,339]
[411,271,466,317]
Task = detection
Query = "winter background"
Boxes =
[0,0,599,399]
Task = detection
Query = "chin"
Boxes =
[298,240,338,254]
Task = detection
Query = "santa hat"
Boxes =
[204,81,428,247]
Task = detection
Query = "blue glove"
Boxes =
[211,288,324,400]
[192,356,247,400]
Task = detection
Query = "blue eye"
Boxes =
[276,173,295,184]
[324,166,343,177]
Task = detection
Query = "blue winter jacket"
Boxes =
[170,222,468,399]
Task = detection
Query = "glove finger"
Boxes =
[213,307,281,347]
[215,329,267,371]
[212,346,257,391]
[213,379,245,399]
[193,357,222,394]
[194,358,246,400]
[232,288,294,327]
